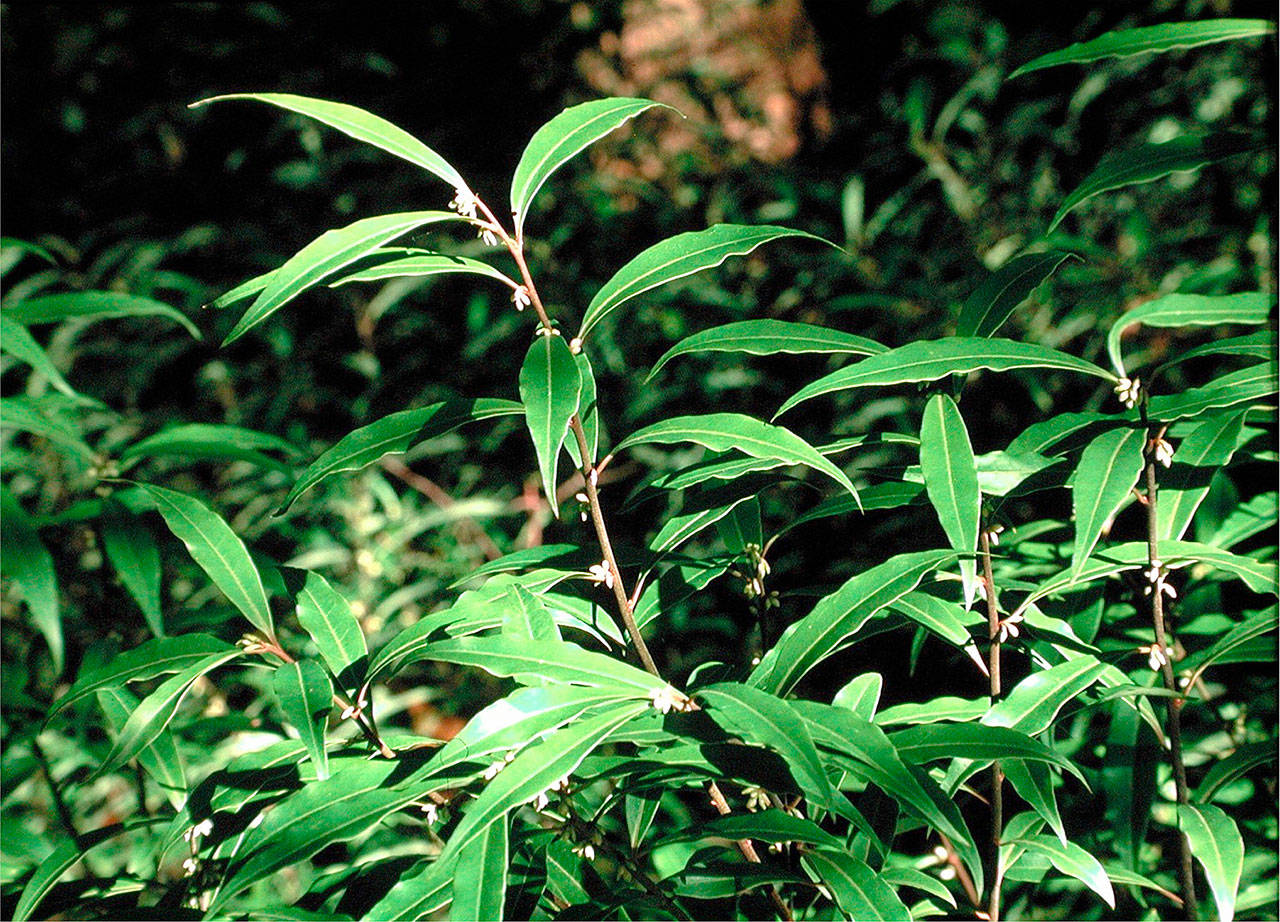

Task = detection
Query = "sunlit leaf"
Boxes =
[4,291,201,339]
[101,500,164,637]
[327,251,516,288]
[984,658,1109,735]
[919,394,980,604]
[97,686,186,808]
[647,319,885,382]
[451,818,510,922]
[0,487,62,671]
[803,849,911,920]
[1106,291,1272,377]
[1157,411,1247,541]
[1008,835,1115,908]
[294,570,368,692]
[1070,426,1146,575]
[273,660,333,781]
[519,334,582,518]
[956,250,1076,338]
[1147,363,1278,423]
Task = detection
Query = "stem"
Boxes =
[1141,413,1199,920]
[32,736,79,844]
[980,528,1004,922]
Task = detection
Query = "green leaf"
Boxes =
[273,660,333,781]
[615,412,858,500]
[1008,835,1115,908]
[91,646,241,779]
[1209,491,1277,549]
[648,493,756,555]
[96,686,186,808]
[698,682,836,809]
[1180,608,1278,685]
[919,394,980,604]
[1002,759,1066,843]
[956,251,1076,338]
[577,224,834,341]
[451,818,510,922]
[566,349,599,468]
[519,335,582,518]
[327,251,516,288]
[625,792,662,851]
[647,319,885,382]
[890,723,1081,779]
[1,236,57,273]
[1197,740,1278,804]
[664,809,844,850]
[875,696,989,727]
[101,501,164,636]
[120,423,299,473]
[832,673,882,719]
[750,550,955,694]
[222,211,462,344]
[0,395,95,462]
[501,583,560,643]
[49,634,237,719]
[0,487,62,671]
[511,97,674,236]
[424,636,664,695]
[1071,426,1147,575]
[1009,19,1276,78]
[984,658,1109,735]
[1154,329,1277,379]
[4,291,201,339]
[0,314,78,398]
[1102,701,1158,869]
[777,338,1115,417]
[1157,411,1247,541]
[191,92,472,192]
[803,848,912,920]
[1106,292,1272,377]
[280,397,522,512]
[208,268,274,309]
[137,484,274,637]
[294,571,368,693]
[364,860,452,922]
[1147,362,1278,423]
[1049,131,1265,234]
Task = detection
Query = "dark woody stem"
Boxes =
[980,528,1004,922]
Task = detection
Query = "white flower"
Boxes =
[480,228,499,247]
[182,857,199,876]
[534,325,561,337]
[482,750,516,781]
[449,188,478,219]
[995,610,1024,644]
[512,285,531,311]
[183,818,213,843]
[1152,437,1175,467]
[419,802,439,824]
[572,842,596,861]
[743,785,770,812]
[648,684,689,715]
[985,524,1004,546]
[587,561,614,590]
[1114,377,1142,408]
[569,337,583,355]
[1143,644,1174,671]
[1142,562,1176,598]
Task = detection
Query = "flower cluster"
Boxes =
[733,543,780,609]
[648,683,692,715]
[587,561,614,590]
[448,187,478,219]
[1143,561,1177,599]
[994,609,1025,644]
[742,785,770,812]
[1150,436,1175,467]
[482,750,517,781]
[1114,376,1141,408]
[512,285,531,312]
[531,776,572,812]
[1142,643,1176,671]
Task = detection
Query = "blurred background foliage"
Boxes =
[1,1,1275,913]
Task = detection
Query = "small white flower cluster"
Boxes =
[1150,436,1175,467]
[181,818,214,877]
[340,688,369,722]
[994,609,1025,644]
[236,635,273,656]
[482,750,517,781]
[418,801,439,824]
[512,285,531,312]
[1142,643,1175,671]
[1114,377,1142,408]
[535,325,561,338]
[574,491,590,523]
[449,187,478,219]
[571,827,604,862]
[742,785,770,812]
[531,776,572,812]
[587,561,614,590]
[928,844,958,881]
[648,684,692,715]
[1143,561,1177,600]
[733,543,780,609]
[984,523,1004,546]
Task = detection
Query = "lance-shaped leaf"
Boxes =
[1154,329,1276,380]
[519,334,582,518]
[424,636,663,695]
[615,413,858,500]
[327,251,516,288]
[138,484,274,638]
[511,97,674,236]
[566,349,599,468]
[875,696,990,727]
[956,250,1076,338]
[577,224,834,341]
[0,396,95,463]
[120,423,300,474]
[750,550,956,694]
[1106,291,1272,377]
[222,211,461,344]
[1180,608,1278,691]
[665,809,844,850]
[0,487,61,671]
[777,337,1115,417]
[984,658,1109,735]
[501,583,560,643]
[90,647,241,779]
[1197,740,1278,804]
[1004,759,1067,844]
[294,570,368,691]
[96,686,186,808]
[273,660,333,781]
[920,394,980,604]
[1071,426,1147,575]
[698,682,836,809]
[191,93,473,192]
[451,818,510,922]
[1008,836,1115,908]
[49,634,237,719]
[0,314,78,398]
[4,291,201,339]
[101,501,164,637]
[280,397,522,512]
[649,493,757,555]
[1009,19,1276,78]
[647,319,886,382]
[365,860,452,922]
[1158,411,1247,541]
[208,269,274,309]
[802,849,911,921]
[1049,131,1265,234]
[890,723,1081,778]
[1148,363,1278,422]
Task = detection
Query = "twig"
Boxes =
[980,527,1004,922]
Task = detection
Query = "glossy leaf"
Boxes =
[511,97,672,235]
[1150,363,1279,424]
[1049,131,1265,233]
[139,484,274,637]
[0,487,62,671]
[273,660,333,781]
[1002,759,1067,843]
[501,583,560,643]
[803,849,911,921]
[295,570,368,691]
[984,658,1109,735]
[13,821,162,922]
[666,809,844,850]
[920,394,980,604]
[832,673,882,719]
[890,723,1080,778]
[191,92,472,192]
[750,550,955,694]
[1158,411,1247,541]
[0,313,77,397]
[451,818,510,922]
[956,250,1076,338]
[698,682,836,809]
[875,696,989,727]
[280,397,522,512]
[1209,491,1278,549]
[97,686,186,808]
[648,493,756,554]
[519,334,582,518]
[1180,608,1278,687]
[424,636,664,695]
[4,291,201,338]
[327,251,515,288]
[1154,329,1276,379]
[777,337,1115,416]
[364,860,452,922]
[647,319,885,382]
[566,348,599,468]
[223,211,461,344]
[101,501,164,636]
[1106,291,1271,376]
[1009,19,1276,78]
[615,412,858,500]
[1009,835,1115,908]
[120,423,299,473]
[1071,426,1146,574]
[208,269,273,309]
[1197,740,1278,804]
[578,224,833,341]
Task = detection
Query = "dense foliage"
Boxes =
[2,5,1276,921]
